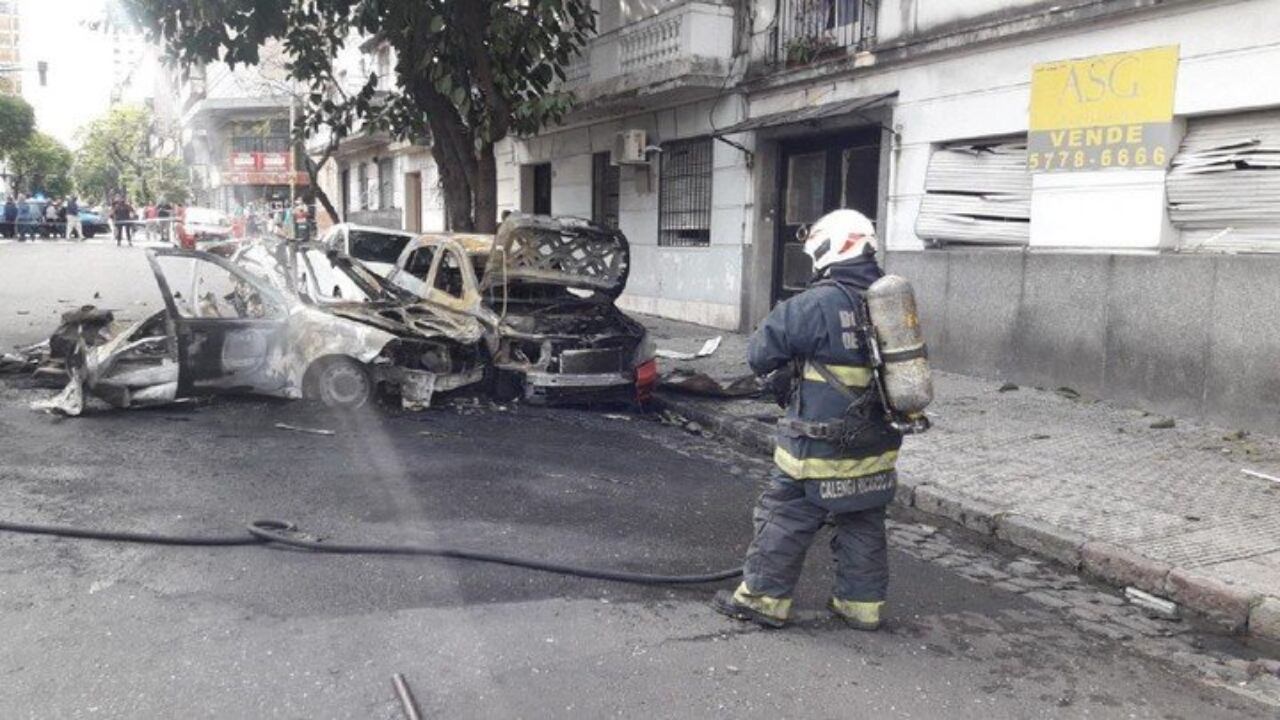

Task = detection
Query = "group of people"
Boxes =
[2,194,84,241]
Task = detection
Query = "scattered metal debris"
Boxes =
[1242,468,1280,484]
[391,673,422,720]
[997,382,1019,392]
[274,422,336,436]
[1124,587,1179,619]
[660,369,760,399]
[1149,418,1177,430]
[1054,386,1081,401]
[655,336,722,361]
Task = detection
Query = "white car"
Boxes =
[319,223,418,277]
[177,206,233,249]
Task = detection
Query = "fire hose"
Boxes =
[0,518,743,586]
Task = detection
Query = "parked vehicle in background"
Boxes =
[15,197,109,239]
[175,207,233,249]
[319,223,418,277]
[385,215,658,406]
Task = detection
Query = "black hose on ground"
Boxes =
[0,518,743,586]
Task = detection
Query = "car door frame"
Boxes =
[145,247,292,396]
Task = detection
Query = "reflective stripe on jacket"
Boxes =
[747,259,903,506]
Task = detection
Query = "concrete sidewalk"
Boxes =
[642,314,1280,642]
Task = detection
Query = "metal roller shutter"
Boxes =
[1168,109,1280,252]
[916,137,1031,247]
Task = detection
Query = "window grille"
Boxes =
[592,152,620,229]
[658,138,713,247]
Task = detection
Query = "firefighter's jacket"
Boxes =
[747,259,902,512]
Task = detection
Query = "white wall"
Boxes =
[507,95,750,329]
[746,0,1280,251]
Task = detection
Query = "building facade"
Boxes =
[171,45,308,211]
[0,0,19,96]
[314,39,447,234]
[501,0,1280,431]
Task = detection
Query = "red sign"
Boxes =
[230,152,257,169]
[260,152,290,170]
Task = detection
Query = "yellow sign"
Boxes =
[1028,46,1179,172]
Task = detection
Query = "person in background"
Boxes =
[112,195,136,247]
[64,196,82,240]
[45,198,62,238]
[15,194,34,242]
[4,196,18,239]
[143,201,158,242]
[156,199,173,243]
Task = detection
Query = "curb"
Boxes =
[655,391,1280,642]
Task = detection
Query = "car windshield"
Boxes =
[348,230,411,265]
[296,247,414,304]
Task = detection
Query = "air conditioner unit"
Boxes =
[613,129,649,165]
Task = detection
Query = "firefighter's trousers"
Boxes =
[742,472,889,602]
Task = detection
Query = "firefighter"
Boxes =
[713,209,903,630]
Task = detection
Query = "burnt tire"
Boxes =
[305,356,372,410]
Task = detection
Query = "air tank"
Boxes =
[865,275,933,416]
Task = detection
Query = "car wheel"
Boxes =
[84,229,95,239]
[306,356,372,410]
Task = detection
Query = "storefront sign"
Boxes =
[230,152,257,169]
[1028,45,1179,172]
[260,152,290,170]
[222,170,310,186]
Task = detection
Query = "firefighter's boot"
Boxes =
[828,598,883,631]
[712,583,790,629]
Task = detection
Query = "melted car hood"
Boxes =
[484,216,629,298]
[328,301,485,344]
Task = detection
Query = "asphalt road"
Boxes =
[0,240,1274,718]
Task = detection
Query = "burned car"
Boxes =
[385,215,658,405]
[35,243,486,415]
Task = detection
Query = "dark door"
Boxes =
[532,163,552,215]
[340,167,350,220]
[774,127,881,302]
[147,250,289,396]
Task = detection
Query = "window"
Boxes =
[592,152,620,229]
[658,138,713,247]
[357,163,369,210]
[155,256,281,320]
[1168,110,1280,252]
[348,230,411,266]
[916,137,1031,247]
[378,157,396,210]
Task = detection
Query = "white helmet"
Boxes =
[802,209,877,271]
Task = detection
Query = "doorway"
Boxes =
[404,171,422,233]
[532,163,552,215]
[774,127,881,302]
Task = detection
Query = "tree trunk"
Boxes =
[303,154,340,224]
[473,142,498,233]
[433,140,473,232]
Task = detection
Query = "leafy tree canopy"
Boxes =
[126,0,595,232]
[8,132,73,198]
[0,95,36,158]
[73,105,190,205]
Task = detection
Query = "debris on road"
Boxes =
[1242,468,1280,484]
[660,369,760,398]
[998,382,1019,392]
[655,335,722,361]
[274,422,336,436]
[391,673,422,720]
[1150,418,1177,429]
[1125,587,1179,619]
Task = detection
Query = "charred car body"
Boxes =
[36,243,485,415]
[385,215,657,405]
[34,216,654,414]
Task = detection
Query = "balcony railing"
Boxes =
[770,0,877,66]
[563,1,735,97]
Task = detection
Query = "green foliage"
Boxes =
[8,132,73,197]
[125,0,596,231]
[0,95,35,158]
[72,105,190,204]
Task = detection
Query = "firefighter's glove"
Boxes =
[763,366,796,409]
